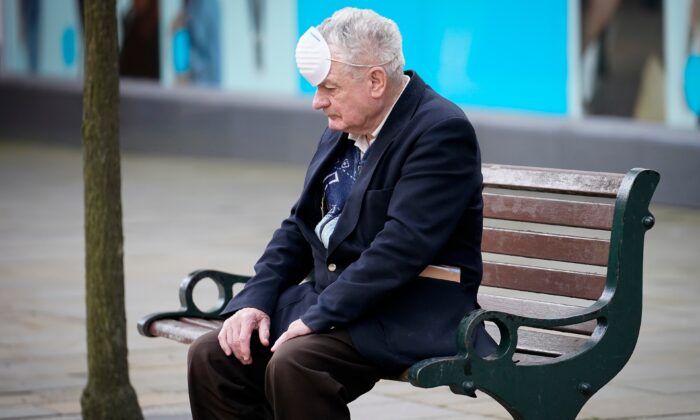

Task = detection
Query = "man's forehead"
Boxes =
[320,63,344,86]
[323,71,339,85]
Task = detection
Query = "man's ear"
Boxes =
[368,67,387,99]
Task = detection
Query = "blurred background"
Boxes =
[1,1,700,419]
[1,0,699,123]
[0,0,698,206]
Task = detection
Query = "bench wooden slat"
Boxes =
[421,263,605,300]
[484,324,588,357]
[482,262,605,300]
[149,318,219,344]
[150,297,599,340]
[148,317,586,362]
[483,193,615,230]
[419,265,460,282]
[181,317,223,330]
[512,353,556,364]
[482,164,624,197]
[483,227,610,266]
[479,294,596,335]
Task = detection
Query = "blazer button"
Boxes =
[328,263,337,272]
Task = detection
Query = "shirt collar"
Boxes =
[348,74,410,155]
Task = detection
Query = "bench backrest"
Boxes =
[481,164,622,300]
[422,164,628,360]
[483,165,627,359]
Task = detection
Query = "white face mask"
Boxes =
[295,26,395,86]
[295,27,332,87]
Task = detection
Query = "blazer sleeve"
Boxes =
[222,202,314,316]
[301,116,482,332]
[223,128,336,317]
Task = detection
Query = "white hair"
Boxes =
[317,7,405,83]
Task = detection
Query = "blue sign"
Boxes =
[298,0,569,115]
[685,54,700,115]
[173,29,191,74]
[62,26,76,67]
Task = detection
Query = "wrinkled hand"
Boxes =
[218,307,270,365]
[270,319,312,352]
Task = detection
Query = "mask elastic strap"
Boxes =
[329,58,394,68]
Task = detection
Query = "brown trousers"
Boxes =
[187,329,386,420]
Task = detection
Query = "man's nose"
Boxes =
[312,90,330,110]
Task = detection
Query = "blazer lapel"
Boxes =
[326,72,426,256]
[297,130,347,221]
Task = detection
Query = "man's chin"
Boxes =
[327,118,346,132]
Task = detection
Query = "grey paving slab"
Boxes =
[578,392,700,419]
[349,393,465,419]
[0,405,58,419]
[1,141,700,419]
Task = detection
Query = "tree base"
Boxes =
[81,383,144,420]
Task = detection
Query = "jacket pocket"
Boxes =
[358,187,394,242]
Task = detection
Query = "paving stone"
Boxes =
[38,399,81,416]
[393,386,472,406]
[350,391,397,406]
[141,401,192,416]
[0,392,41,407]
[623,374,700,394]
[443,396,513,420]
[0,404,57,419]
[350,397,463,419]
[579,393,700,419]
[136,390,190,408]
[144,415,191,420]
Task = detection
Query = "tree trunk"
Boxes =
[80,0,143,418]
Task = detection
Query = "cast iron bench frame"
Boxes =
[138,164,659,420]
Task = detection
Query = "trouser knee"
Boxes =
[264,336,326,395]
[264,341,304,384]
[188,330,273,420]
[188,330,223,376]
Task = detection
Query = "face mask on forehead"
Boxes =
[295,27,332,87]
[295,26,394,86]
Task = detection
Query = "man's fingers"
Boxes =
[218,321,234,356]
[218,330,232,356]
[235,317,256,364]
[218,308,271,363]
[258,316,271,347]
[271,331,287,352]
[271,319,312,352]
[228,321,241,356]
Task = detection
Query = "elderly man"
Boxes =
[187,7,494,419]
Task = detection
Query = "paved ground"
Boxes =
[1,140,699,419]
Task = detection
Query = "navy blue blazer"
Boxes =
[223,71,495,372]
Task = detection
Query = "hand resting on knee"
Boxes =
[218,307,271,365]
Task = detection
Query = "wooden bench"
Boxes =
[138,164,659,420]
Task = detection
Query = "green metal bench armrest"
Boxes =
[408,302,605,392]
[137,269,250,337]
[464,303,605,361]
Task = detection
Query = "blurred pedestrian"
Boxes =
[119,0,160,80]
